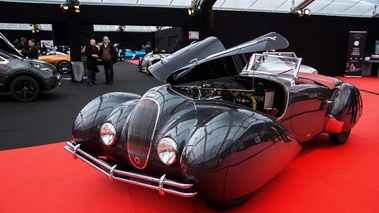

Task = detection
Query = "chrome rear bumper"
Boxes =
[64,141,197,198]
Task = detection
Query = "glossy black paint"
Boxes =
[69,33,362,208]
[327,82,363,131]
[72,84,302,200]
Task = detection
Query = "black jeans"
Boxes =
[87,69,96,83]
[103,59,114,83]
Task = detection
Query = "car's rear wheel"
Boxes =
[203,193,254,210]
[57,60,72,74]
[10,76,41,102]
[329,130,351,145]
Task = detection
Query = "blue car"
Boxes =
[119,49,146,60]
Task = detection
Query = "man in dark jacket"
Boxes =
[85,39,99,85]
[22,39,38,59]
[16,37,28,51]
[99,36,116,84]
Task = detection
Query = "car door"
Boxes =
[288,84,331,142]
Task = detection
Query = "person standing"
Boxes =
[22,39,38,59]
[16,37,28,51]
[144,41,153,53]
[85,39,99,85]
[99,36,116,84]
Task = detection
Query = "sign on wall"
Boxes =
[345,31,366,77]
[188,31,199,40]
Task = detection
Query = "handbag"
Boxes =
[94,66,99,73]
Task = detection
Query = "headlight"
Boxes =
[31,61,52,71]
[157,138,178,166]
[100,123,117,146]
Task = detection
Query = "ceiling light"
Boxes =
[188,0,200,16]
[60,0,80,13]
[60,4,69,10]
[303,8,311,16]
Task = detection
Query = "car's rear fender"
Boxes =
[325,83,363,133]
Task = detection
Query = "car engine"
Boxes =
[171,76,286,117]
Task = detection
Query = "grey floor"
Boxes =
[0,61,162,150]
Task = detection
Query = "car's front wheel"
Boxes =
[329,130,351,145]
[57,60,72,74]
[203,193,254,210]
[10,76,41,102]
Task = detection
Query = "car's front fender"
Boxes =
[72,92,140,155]
[327,83,363,132]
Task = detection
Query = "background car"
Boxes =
[0,50,60,101]
[125,49,146,60]
[65,32,362,210]
[39,51,71,74]
[138,51,170,75]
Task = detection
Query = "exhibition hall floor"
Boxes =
[1,62,378,212]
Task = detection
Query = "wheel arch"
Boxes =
[6,71,45,91]
[326,82,363,133]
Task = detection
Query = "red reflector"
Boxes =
[325,115,344,133]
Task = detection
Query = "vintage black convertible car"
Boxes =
[65,32,362,209]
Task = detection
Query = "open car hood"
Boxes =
[150,32,289,84]
[0,32,24,57]
[149,36,226,82]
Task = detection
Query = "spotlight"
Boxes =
[60,4,69,10]
[294,8,311,17]
[295,9,302,16]
[188,0,200,16]
[303,8,311,16]
[73,5,80,13]
[60,0,80,13]
[188,8,195,16]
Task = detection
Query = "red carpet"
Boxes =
[126,59,140,65]
[337,76,379,93]
[1,77,379,212]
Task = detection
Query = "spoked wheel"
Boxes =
[57,60,72,74]
[329,130,351,145]
[10,76,41,102]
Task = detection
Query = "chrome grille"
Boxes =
[127,99,159,169]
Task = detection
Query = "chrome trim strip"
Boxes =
[64,142,197,198]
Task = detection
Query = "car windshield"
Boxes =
[243,52,302,78]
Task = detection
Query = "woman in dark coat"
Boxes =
[85,39,99,85]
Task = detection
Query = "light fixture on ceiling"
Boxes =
[117,25,126,32]
[291,0,313,17]
[31,24,42,33]
[293,8,311,17]
[303,8,311,16]
[188,0,201,16]
[60,0,81,14]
